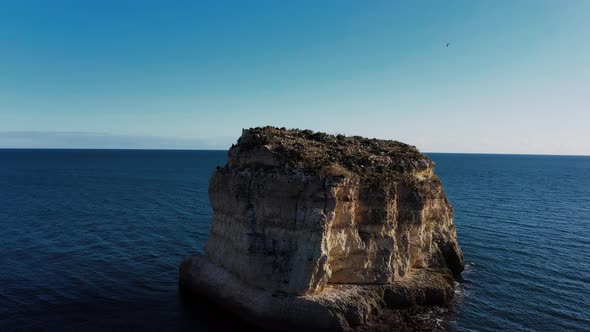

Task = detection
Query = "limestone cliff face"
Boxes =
[204,127,463,296]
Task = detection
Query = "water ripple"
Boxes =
[1,151,589,331]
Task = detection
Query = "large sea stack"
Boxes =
[179,127,464,331]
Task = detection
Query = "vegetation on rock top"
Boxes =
[234,127,434,182]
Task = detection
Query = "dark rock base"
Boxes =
[179,254,457,332]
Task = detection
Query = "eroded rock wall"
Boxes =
[204,128,463,296]
[206,169,331,294]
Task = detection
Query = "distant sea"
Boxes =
[1,150,589,331]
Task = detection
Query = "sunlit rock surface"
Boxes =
[180,127,464,331]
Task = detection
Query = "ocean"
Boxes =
[1,149,589,331]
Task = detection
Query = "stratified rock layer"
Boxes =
[180,127,464,331]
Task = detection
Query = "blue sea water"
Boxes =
[0,150,589,331]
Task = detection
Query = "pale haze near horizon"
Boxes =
[1,1,589,155]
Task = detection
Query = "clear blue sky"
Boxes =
[1,1,588,154]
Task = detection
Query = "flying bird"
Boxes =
[446,43,451,47]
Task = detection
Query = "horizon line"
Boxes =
[1,147,588,157]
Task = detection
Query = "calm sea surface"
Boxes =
[1,150,589,331]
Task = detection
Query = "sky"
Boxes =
[1,1,589,154]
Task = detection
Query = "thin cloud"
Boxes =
[0,131,233,150]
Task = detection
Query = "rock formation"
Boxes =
[179,127,464,331]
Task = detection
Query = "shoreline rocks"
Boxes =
[179,254,456,331]
[179,127,464,331]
